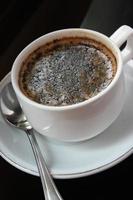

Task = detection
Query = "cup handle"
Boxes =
[110,25,133,64]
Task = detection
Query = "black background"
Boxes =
[0,0,133,199]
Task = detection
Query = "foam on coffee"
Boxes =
[19,37,117,106]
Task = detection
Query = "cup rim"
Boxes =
[11,28,122,111]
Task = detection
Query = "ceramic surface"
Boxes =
[0,61,133,178]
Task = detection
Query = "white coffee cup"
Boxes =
[11,25,133,142]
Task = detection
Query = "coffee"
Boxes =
[19,37,117,106]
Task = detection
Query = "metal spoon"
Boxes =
[0,82,63,200]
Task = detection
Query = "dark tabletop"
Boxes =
[0,0,133,199]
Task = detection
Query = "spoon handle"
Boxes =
[26,129,63,200]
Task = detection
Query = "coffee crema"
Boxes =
[19,37,117,106]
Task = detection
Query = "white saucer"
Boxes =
[0,61,133,179]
